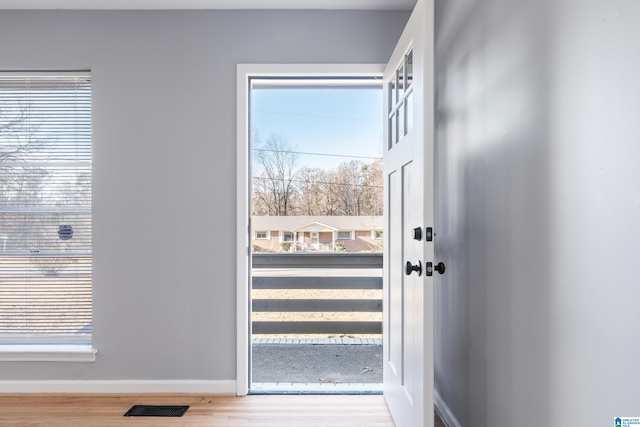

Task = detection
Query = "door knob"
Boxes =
[405,260,422,276]
[434,262,446,274]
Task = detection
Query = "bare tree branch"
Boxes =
[253,133,300,216]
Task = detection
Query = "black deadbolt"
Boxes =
[412,227,422,241]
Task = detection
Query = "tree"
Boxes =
[0,101,91,254]
[250,130,383,217]
[252,133,300,216]
[361,158,383,216]
[327,159,383,216]
[0,106,47,205]
[0,105,51,252]
[294,167,327,216]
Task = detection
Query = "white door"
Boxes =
[311,232,319,250]
[383,0,435,426]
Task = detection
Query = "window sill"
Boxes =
[0,345,97,362]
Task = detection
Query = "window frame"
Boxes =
[0,71,96,360]
[254,231,270,240]
[337,231,353,240]
[281,231,295,242]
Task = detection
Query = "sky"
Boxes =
[250,86,383,171]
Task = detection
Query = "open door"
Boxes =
[382,0,435,426]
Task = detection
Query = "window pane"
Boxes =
[397,63,404,102]
[0,212,91,254]
[0,256,92,342]
[0,74,92,345]
[391,113,397,145]
[389,78,396,113]
[0,166,91,208]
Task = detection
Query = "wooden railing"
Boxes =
[252,253,383,335]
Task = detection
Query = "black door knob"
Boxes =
[434,262,446,274]
[405,260,422,276]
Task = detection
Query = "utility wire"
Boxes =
[252,176,383,189]
[253,109,381,123]
[253,148,382,161]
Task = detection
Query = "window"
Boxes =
[0,73,92,346]
[337,231,352,240]
[255,231,269,240]
[388,48,414,147]
[282,231,295,242]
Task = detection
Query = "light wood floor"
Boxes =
[0,394,447,427]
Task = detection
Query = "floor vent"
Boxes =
[123,405,189,417]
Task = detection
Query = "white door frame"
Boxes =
[236,64,384,396]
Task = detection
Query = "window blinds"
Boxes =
[0,74,92,344]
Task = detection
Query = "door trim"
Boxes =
[236,63,384,396]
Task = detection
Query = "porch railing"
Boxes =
[252,253,383,335]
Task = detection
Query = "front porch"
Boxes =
[291,222,340,252]
[292,237,335,252]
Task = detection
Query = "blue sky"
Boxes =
[251,87,383,170]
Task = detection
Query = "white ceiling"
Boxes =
[0,0,416,10]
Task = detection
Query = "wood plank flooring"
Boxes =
[0,394,447,426]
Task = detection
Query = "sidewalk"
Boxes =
[252,338,382,391]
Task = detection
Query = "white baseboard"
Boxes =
[0,345,97,363]
[0,380,237,394]
[434,388,462,427]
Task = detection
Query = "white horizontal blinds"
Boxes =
[0,74,92,344]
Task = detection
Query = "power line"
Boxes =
[253,148,382,161]
[252,176,383,189]
[253,109,381,123]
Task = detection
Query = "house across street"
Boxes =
[252,216,382,253]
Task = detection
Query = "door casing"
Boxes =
[236,64,385,395]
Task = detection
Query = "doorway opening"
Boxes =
[247,73,384,393]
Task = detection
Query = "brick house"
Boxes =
[251,216,383,253]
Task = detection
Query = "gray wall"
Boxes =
[435,0,640,425]
[0,10,408,381]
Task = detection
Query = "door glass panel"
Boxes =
[397,64,404,101]
[398,101,405,138]
[406,50,413,88]
[392,73,398,106]
[406,92,413,134]
[390,49,415,144]
[391,113,397,145]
